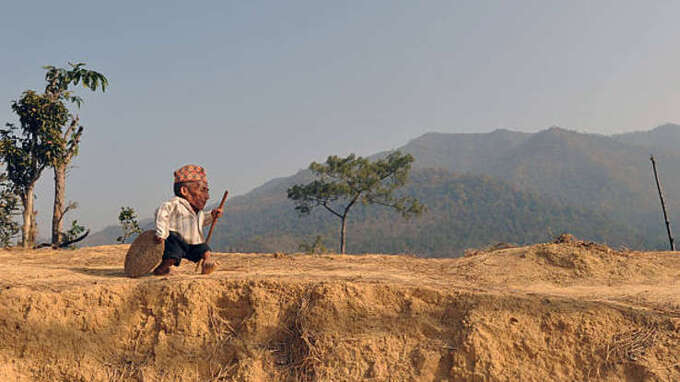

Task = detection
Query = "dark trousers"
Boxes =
[163,231,211,266]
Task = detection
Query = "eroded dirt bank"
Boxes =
[0,240,679,381]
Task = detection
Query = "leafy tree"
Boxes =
[42,63,108,246]
[287,151,424,253]
[1,91,68,247]
[117,206,142,243]
[0,172,20,247]
[61,220,86,249]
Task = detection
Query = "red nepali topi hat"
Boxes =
[174,164,207,184]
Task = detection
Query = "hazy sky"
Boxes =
[3,0,680,234]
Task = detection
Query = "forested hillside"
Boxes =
[398,125,680,246]
[86,125,680,256]
[86,168,643,257]
[212,169,642,256]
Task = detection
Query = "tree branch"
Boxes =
[63,115,78,139]
[57,201,78,226]
[343,193,361,216]
[321,202,343,218]
[64,127,83,163]
[364,198,396,208]
[34,229,89,249]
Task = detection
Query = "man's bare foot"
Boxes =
[198,251,216,275]
[153,259,174,276]
[201,261,217,275]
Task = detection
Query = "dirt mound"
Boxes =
[461,240,674,288]
[0,239,679,381]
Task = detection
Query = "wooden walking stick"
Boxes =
[196,190,229,272]
[650,156,675,251]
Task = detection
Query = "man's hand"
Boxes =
[211,208,223,220]
[153,235,164,244]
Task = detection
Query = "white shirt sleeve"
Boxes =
[155,202,172,239]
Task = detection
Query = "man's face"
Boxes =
[182,181,210,211]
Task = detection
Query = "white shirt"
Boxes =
[154,196,213,244]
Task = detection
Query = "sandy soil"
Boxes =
[0,237,679,381]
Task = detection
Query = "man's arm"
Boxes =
[154,203,172,242]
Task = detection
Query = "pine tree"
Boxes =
[288,151,424,253]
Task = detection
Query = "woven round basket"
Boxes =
[124,230,164,278]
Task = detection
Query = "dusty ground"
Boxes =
[0,237,679,381]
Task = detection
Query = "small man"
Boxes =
[152,165,223,275]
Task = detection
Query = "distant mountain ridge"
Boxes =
[85,125,680,255]
[401,126,680,208]
[613,123,680,152]
[396,129,531,172]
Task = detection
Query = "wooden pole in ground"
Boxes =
[650,156,675,250]
[196,190,229,272]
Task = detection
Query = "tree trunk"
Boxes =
[340,215,347,254]
[20,185,35,248]
[29,209,38,245]
[51,164,66,246]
